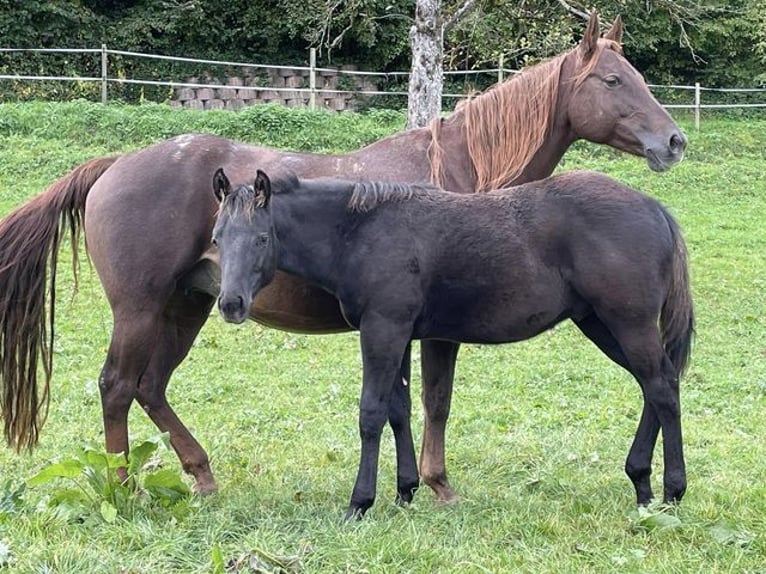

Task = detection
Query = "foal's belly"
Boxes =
[414,289,580,344]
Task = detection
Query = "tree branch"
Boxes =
[556,0,589,21]
[444,0,478,33]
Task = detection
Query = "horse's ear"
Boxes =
[213,168,231,202]
[579,10,600,60]
[254,169,272,208]
[604,14,623,44]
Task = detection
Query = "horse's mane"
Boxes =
[429,39,621,193]
[348,181,438,213]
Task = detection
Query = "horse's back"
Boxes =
[85,134,271,304]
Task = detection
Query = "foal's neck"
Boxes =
[271,183,355,292]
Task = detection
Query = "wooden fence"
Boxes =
[1,46,765,128]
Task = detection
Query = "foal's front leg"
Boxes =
[345,316,413,520]
[388,343,420,505]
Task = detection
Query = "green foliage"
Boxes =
[1,1,763,105]
[27,434,190,523]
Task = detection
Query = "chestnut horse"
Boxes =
[0,14,685,504]
[210,168,693,518]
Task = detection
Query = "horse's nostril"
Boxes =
[670,133,686,153]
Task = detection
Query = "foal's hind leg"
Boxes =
[575,314,659,504]
[582,315,685,504]
[133,290,217,494]
[419,339,460,502]
[388,343,419,505]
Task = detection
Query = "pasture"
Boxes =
[0,101,765,573]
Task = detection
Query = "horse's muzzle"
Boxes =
[646,130,686,172]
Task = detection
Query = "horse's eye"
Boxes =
[211,237,218,247]
[604,75,621,88]
[256,234,269,247]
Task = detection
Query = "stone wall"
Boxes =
[170,66,379,112]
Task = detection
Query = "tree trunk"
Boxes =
[407,0,444,129]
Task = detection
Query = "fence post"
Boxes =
[309,47,316,111]
[101,44,108,104]
[694,82,700,130]
[498,53,504,84]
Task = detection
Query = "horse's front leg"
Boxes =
[345,316,413,520]
[419,339,460,502]
[388,343,419,505]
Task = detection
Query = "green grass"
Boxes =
[1,102,765,573]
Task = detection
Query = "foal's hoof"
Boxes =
[343,506,367,522]
[395,484,419,506]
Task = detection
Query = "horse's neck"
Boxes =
[271,187,351,290]
[440,57,579,191]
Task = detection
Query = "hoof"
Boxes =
[395,483,419,506]
[192,480,219,496]
[343,506,366,522]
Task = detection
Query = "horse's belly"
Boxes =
[249,272,351,334]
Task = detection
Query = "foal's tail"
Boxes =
[0,155,119,451]
[659,206,695,378]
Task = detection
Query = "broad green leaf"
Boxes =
[48,487,91,507]
[127,437,161,476]
[27,460,84,486]
[211,544,225,574]
[709,523,754,547]
[100,500,118,523]
[143,469,191,504]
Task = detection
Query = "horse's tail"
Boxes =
[0,155,119,451]
[659,206,695,378]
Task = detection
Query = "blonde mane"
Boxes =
[430,39,621,193]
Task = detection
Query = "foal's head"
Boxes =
[211,168,277,324]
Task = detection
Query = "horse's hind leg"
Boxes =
[419,339,460,502]
[134,290,217,494]
[388,343,419,505]
[99,306,166,472]
[575,314,659,503]
[585,315,685,504]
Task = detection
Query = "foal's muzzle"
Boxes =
[218,293,249,324]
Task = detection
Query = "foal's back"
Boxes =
[343,171,675,344]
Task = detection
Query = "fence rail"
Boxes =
[2,46,765,128]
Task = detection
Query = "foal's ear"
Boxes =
[604,14,623,44]
[579,10,600,60]
[254,169,272,208]
[213,168,231,202]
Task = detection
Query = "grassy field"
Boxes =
[0,102,765,573]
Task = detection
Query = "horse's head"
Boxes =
[212,167,277,324]
[567,13,686,171]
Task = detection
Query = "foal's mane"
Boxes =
[348,181,438,213]
[220,184,261,220]
[220,172,301,219]
[430,39,621,192]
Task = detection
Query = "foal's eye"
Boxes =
[211,237,218,247]
[604,75,621,88]
[255,234,269,247]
